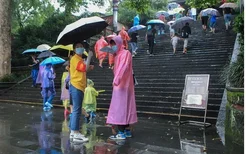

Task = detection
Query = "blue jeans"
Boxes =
[31,69,38,86]
[130,42,138,53]
[70,84,84,131]
[41,87,56,107]
[224,14,231,25]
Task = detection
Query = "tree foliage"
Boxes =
[57,0,105,15]
[118,0,167,27]
[186,0,238,9]
[124,0,151,14]
[11,0,56,34]
[185,0,220,9]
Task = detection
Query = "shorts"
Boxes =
[210,21,216,28]
[172,42,177,48]
[201,16,209,26]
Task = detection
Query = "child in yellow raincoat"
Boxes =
[82,79,100,123]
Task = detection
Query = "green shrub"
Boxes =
[221,13,244,88]
[0,73,29,82]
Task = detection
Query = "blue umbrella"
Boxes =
[147,19,165,25]
[22,49,42,54]
[201,8,220,16]
[40,57,65,66]
[128,25,146,33]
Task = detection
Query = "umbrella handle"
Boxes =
[68,50,71,57]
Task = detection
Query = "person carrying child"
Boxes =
[41,63,56,112]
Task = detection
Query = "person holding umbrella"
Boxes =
[146,25,157,56]
[223,7,232,30]
[41,63,56,112]
[200,10,209,31]
[129,32,138,57]
[107,36,137,140]
[181,22,191,54]
[69,42,93,143]
[29,55,40,88]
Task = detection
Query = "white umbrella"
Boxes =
[220,3,238,9]
[37,44,51,52]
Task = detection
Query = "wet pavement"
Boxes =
[0,103,226,154]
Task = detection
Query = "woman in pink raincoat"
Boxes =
[107,36,137,140]
[94,36,108,68]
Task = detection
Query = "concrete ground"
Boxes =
[0,103,226,154]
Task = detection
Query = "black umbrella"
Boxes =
[37,51,56,58]
[56,16,108,45]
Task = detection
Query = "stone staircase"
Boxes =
[0,18,236,123]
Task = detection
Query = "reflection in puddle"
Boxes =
[179,127,207,154]
[36,111,62,153]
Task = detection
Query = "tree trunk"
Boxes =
[0,0,12,77]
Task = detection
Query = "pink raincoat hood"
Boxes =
[111,36,124,53]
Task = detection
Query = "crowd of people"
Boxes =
[27,2,236,146]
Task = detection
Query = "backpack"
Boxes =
[181,27,189,38]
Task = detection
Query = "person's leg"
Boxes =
[70,85,88,142]
[42,88,48,111]
[99,58,104,67]
[70,85,83,131]
[150,38,154,55]
[224,14,229,30]
[132,43,137,55]
[31,69,36,87]
[118,125,126,132]
[129,42,134,54]
[148,38,151,54]
[33,69,38,87]
[183,39,188,53]
[47,87,56,104]
[70,93,73,113]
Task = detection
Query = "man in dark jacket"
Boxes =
[181,22,191,54]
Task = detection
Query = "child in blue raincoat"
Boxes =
[41,63,56,111]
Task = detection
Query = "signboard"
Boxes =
[181,74,210,109]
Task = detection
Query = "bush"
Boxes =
[221,12,244,88]
[0,73,29,82]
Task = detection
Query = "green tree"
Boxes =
[186,0,238,9]
[57,0,105,15]
[151,0,168,10]
[11,0,56,34]
[124,0,151,14]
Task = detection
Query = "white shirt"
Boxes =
[171,36,179,45]
[191,8,197,15]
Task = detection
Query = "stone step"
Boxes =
[6,89,224,99]
[0,96,220,115]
